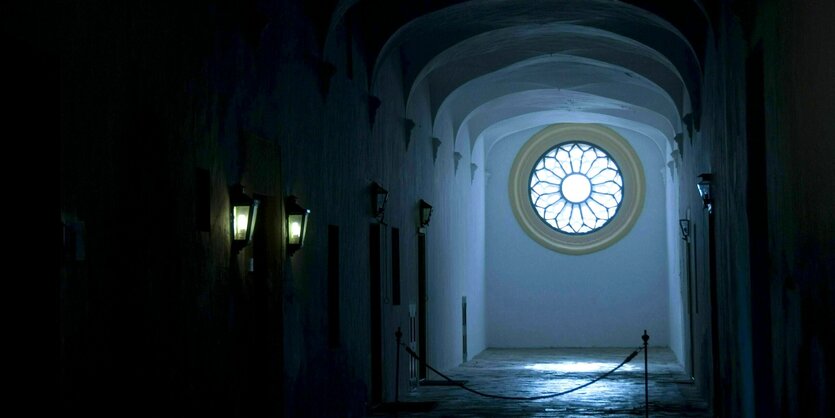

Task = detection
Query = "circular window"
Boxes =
[510,124,645,254]
[530,142,623,234]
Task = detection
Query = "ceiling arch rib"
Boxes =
[477,112,671,162]
[335,1,707,86]
[411,24,687,124]
[373,0,702,119]
[430,54,682,149]
[456,90,675,156]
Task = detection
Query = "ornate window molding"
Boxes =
[509,124,645,254]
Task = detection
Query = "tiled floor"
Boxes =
[374,348,709,417]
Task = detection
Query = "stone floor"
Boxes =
[373,348,709,417]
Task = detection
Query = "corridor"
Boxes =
[379,348,707,417]
[56,0,834,416]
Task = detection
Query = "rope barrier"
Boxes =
[399,342,644,401]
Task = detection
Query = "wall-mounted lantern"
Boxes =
[697,173,713,214]
[286,195,310,256]
[371,182,389,223]
[419,199,433,234]
[679,219,690,241]
[230,184,260,253]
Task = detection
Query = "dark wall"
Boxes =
[59,1,289,415]
[58,1,434,416]
[756,0,835,415]
[682,0,835,416]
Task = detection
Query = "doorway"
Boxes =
[417,234,427,380]
[746,43,774,415]
[369,224,383,403]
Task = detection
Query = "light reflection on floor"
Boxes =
[383,347,709,417]
[524,361,639,373]
[533,378,635,400]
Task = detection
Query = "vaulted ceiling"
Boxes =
[329,0,710,155]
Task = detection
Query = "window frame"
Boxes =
[509,123,645,254]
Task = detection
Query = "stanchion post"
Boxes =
[395,327,403,404]
[642,330,649,418]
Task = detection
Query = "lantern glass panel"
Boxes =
[233,205,250,240]
[288,214,304,244]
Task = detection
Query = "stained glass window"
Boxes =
[529,142,623,234]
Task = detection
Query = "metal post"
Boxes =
[642,330,650,418]
[395,327,402,404]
